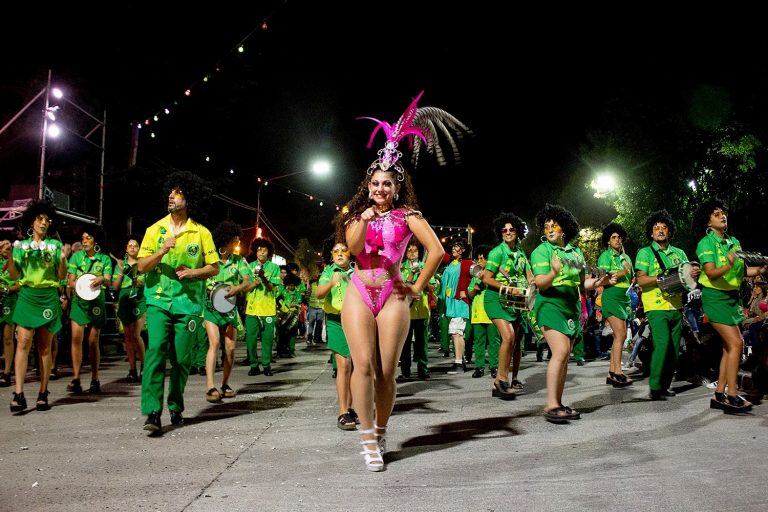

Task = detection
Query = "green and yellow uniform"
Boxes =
[635,241,689,393]
[696,231,745,326]
[204,254,249,327]
[11,238,64,334]
[67,250,112,328]
[0,256,19,325]
[597,248,633,321]
[484,242,531,322]
[530,241,585,338]
[245,259,281,369]
[319,263,352,358]
[277,286,303,355]
[138,215,218,415]
[469,276,500,370]
[115,259,147,326]
[400,261,433,375]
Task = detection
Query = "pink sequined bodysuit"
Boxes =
[351,208,414,317]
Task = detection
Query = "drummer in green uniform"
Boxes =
[6,200,67,412]
[634,210,700,401]
[398,241,435,381]
[693,199,766,413]
[277,273,303,358]
[138,182,219,431]
[317,240,359,429]
[597,223,634,388]
[468,245,500,381]
[112,236,147,383]
[202,221,251,403]
[244,237,281,377]
[531,204,615,423]
[66,226,113,394]
[0,239,20,388]
[482,212,534,399]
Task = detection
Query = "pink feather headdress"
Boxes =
[359,91,472,181]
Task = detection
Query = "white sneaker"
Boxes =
[706,380,718,389]
[621,362,633,371]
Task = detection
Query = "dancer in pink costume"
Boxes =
[335,91,470,471]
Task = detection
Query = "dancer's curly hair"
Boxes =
[691,198,728,236]
[334,167,420,242]
[474,244,492,259]
[492,212,528,242]
[535,203,580,244]
[20,199,57,234]
[644,209,676,240]
[212,221,242,250]
[250,237,274,258]
[601,222,628,247]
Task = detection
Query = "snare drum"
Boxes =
[656,262,697,297]
[209,282,236,313]
[75,273,101,301]
[500,284,535,312]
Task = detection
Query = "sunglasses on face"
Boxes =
[332,249,350,255]
[501,227,516,234]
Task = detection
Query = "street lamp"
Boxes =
[591,172,617,198]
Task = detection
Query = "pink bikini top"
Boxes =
[355,208,415,284]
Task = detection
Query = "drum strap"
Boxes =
[650,246,667,273]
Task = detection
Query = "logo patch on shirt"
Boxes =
[92,307,102,316]
[43,252,52,264]
[229,266,238,275]
[93,262,103,273]
[265,316,273,324]
[3,306,10,316]
[186,243,200,258]
[42,308,53,320]
[187,319,197,332]
[567,319,575,330]
[133,307,141,316]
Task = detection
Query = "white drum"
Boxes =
[209,282,236,313]
[75,273,101,301]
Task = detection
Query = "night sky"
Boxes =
[2,3,766,253]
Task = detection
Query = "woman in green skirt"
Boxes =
[66,226,112,394]
[597,223,634,387]
[316,241,358,430]
[481,212,533,399]
[531,204,615,423]
[0,239,20,387]
[693,199,766,413]
[112,236,147,383]
[6,200,67,412]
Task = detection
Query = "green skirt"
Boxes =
[601,285,631,321]
[326,314,349,358]
[534,286,581,338]
[117,288,147,325]
[0,293,18,325]
[483,288,520,322]
[12,287,62,334]
[701,287,743,326]
[203,302,240,328]
[70,292,107,328]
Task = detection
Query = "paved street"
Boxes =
[2,341,767,512]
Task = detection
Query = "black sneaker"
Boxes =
[649,390,666,401]
[331,369,337,379]
[447,363,462,375]
[67,378,83,394]
[417,370,431,380]
[170,411,184,426]
[89,380,101,394]
[471,368,484,378]
[0,373,11,387]
[263,366,273,377]
[127,369,140,383]
[188,366,198,375]
[198,366,207,376]
[490,367,498,378]
[143,411,162,431]
[661,389,676,397]
[248,365,262,376]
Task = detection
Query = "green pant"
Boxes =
[191,326,208,368]
[245,315,276,368]
[439,314,451,354]
[571,333,585,361]
[473,323,500,368]
[141,306,201,415]
[400,318,430,374]
[647,310,682,392]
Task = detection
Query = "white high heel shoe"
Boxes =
[359,428,384,472]
[375,424,387,455]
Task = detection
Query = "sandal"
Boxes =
[348,408,360,425]
[205,387,222,403]
[560,404,581,420]
[10,392,26,413]
[722,394,752,414]
[375,424,387,454]
[337,413,357,431]
[220,384,236,399]
[510,379,524,391]
[36,390,50,411]
[359,428,384,472]
[543,406,571,424]
[606,373,631,388]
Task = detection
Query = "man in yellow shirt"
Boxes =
[138,183,219,431]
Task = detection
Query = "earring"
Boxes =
[394,193,399,201]
[124,253,129,261]
[368,192,373,200]
[27,228,33,237]
[705,227,713,235]
[94,244,101,253]
[540,235,547,243]
[219,247,226,255]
